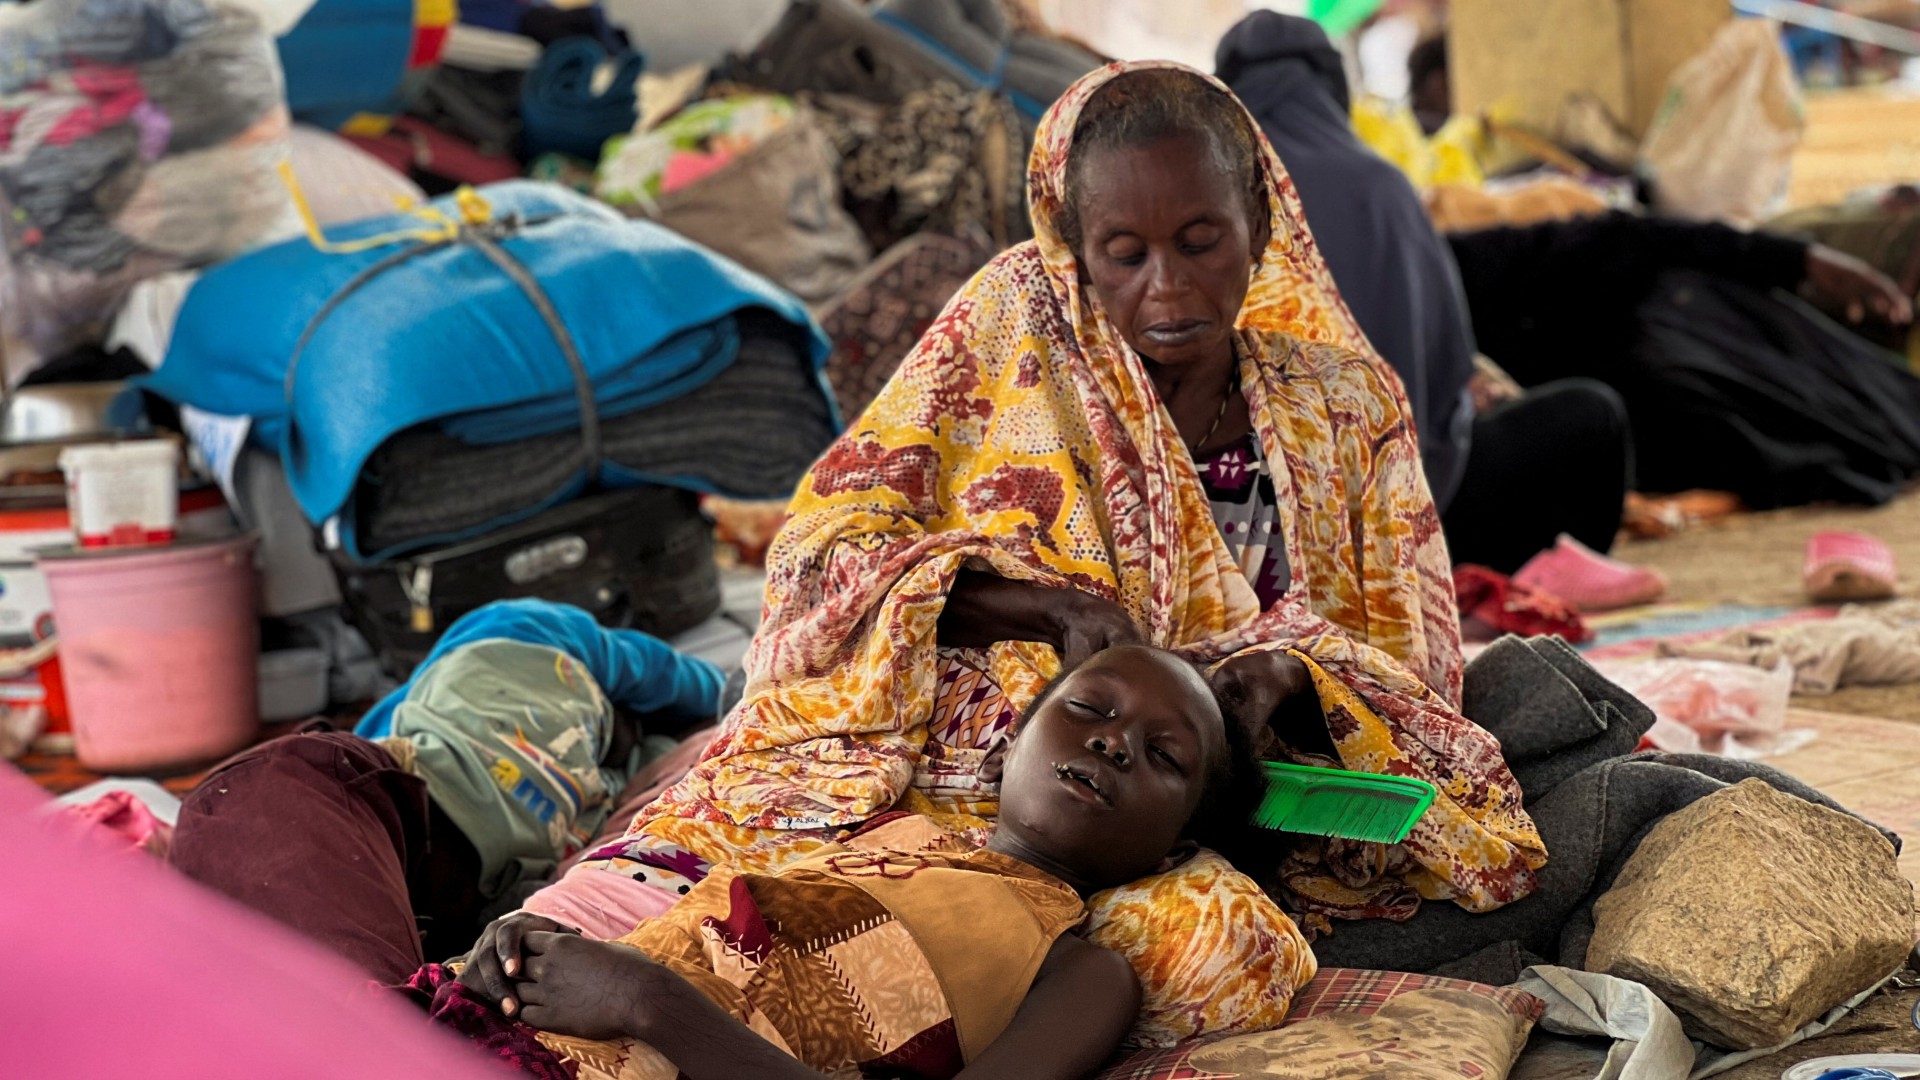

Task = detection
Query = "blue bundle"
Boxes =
[139,182,838,562]
[520,37,642,161]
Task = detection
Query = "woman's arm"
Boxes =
[1210,649,1331,758]
[938,571,1144,666]
[955,934,1141,1080]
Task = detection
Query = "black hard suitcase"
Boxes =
[332,485,720,679]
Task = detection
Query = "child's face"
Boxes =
[986,646,1226,890]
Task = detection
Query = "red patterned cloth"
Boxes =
[396,965,572,1080]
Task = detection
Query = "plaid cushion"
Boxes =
[1286,967,1546,1024]
[1093,969,1546,1080]
[1093,1044,1230,1080]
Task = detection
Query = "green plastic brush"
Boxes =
[1250,762,1437,844]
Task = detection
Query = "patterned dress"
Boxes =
[1198,434,1291,611]
[537,817,1086,1080]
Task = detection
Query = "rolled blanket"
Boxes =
[520,37,641,160]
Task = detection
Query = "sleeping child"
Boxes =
[447,643,1265,1080]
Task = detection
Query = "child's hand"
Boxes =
[458,912,577,1015]
[511,932,665,1041]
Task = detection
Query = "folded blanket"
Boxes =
[351,311,836,560]
[872,0,1101,124]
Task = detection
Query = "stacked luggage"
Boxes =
[142,181,840,676]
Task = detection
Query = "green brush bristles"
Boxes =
[1251,762,1438,844]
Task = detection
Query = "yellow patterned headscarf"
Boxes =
[638,62,1544,922]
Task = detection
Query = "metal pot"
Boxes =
[1,382,131,444]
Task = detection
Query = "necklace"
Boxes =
[1190,364,1241,456]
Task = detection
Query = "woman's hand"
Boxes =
[457,911,577,1015]
[1804,245,1914,326]
[1210,650,1324,753]
[512,932,664,1041]
[1052,589,1145,667]
[939,571,1143,666]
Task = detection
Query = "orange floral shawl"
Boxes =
[634,62,1544,924]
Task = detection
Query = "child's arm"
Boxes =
[513,931,1139,1080]
[955,934,1141,1080]
[513,932,818,1080]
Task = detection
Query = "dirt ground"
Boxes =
[1613,490,1920,721]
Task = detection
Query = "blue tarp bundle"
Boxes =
[142,181,836,561]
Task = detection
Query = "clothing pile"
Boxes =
[0,0,299,374]
[278,0,637,193]
[682,0,1078,406]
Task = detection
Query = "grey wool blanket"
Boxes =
[1308,635,1900,983]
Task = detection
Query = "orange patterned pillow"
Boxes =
[1086,850,1318,1049]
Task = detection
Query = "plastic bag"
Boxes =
[597,95,798,207]
[601,103,870,306]
[1597,656,1809,760]
[0,0,300,376]
[1639,19,1805,227]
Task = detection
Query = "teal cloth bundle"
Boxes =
[521,37,643,161]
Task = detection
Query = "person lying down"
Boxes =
[447,644,1264,1080]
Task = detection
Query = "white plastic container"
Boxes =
[57,440,180,548]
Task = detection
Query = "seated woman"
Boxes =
[426,646,1272,1080]
[574,60,1544,981]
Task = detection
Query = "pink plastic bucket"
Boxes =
[40,534,260,772]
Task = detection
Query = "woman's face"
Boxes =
[1072,131,1267,369]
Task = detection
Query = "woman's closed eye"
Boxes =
[1178,224,1223,256]
[1150,743,1186,773]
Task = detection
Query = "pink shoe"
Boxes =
[1512,534,1668,613]
[1805,531,1898,603]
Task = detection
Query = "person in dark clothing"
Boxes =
[1447,213,1920,508]
[1440,379,1633,575]
[1448,212,1910,386]
[1217,11,1632,572]
[1407,33,1451,137]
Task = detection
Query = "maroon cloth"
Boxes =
[398,965,574,1079]
[554,725,718,878]
[168,729,431,984]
